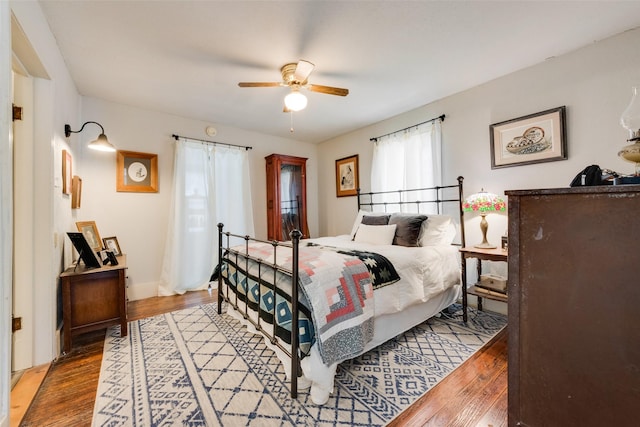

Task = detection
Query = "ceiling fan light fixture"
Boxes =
[284,90,307,112]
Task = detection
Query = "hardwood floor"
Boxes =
[14,291,507,426]
[16,291,216,427]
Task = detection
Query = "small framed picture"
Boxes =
[490,106,567,169]
[62,150,72,195]
[75,221,102,252]
[335,154,359,197]
[71,175,82,209]
[102,236,122,256]
[116,150,158,192]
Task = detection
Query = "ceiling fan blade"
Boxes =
[294,60,315,82]
[307,84,349,96]
[238,82,282,87]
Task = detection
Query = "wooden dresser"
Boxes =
[505,185,640,426]
[60,255,127,353]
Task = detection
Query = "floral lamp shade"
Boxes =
[463,190,506,248]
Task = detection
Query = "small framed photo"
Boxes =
[75,221,103,252]
[335,154,359,197]
[62,150,72,195]
[71,175,82,209]
[490,106,567,169]
[102,236,122,256]
[116,150,158,192]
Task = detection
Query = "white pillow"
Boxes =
[419,215,457,246]
[353,224,397,245]
[349,210,391,240]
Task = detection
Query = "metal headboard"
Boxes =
[356,176,466,247]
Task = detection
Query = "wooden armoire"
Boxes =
[265,154,309,241]
[506,185,640,427]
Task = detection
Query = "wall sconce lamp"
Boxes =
[64,121,116,152]
[463,189,506,249]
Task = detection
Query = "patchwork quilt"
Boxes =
[220,242,381,365]
[304,242,400,289]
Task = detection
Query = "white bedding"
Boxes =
[222,235,462,404]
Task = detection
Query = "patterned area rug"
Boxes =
[92,303,505,426]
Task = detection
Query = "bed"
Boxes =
[215,177,466,405]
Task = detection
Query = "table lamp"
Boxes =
[619,86,640,176]
[463,190,506,249]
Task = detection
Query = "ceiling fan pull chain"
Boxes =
[290,111,295,133]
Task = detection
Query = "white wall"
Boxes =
[1,2,12,424]
[11,0,82,364]
[320,27,640,242]
[318,27,640,313]
[77,97,318,300]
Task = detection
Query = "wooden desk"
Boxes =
[459,246,507,322]
[60,255,127,353]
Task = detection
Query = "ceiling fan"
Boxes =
[238,60,349,111]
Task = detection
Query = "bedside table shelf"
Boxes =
[460,246,508,322]
[467,285,508,302]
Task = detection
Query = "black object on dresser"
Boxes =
[506,185,640,427]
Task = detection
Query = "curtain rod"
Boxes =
[369,114,445,142]
[172,134,253,150]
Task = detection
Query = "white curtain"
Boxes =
[371,120,442,212]
[158,139,254,295]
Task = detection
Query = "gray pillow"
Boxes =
[361,214,391,226]
[388,213,428,247]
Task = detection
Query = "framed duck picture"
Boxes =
[335,154,359,197]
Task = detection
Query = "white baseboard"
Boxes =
[54,328,61,356]
[127,281,158,302]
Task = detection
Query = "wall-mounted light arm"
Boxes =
[64,121,116,152]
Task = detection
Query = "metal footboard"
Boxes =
[216,224,302,398]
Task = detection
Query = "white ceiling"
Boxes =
[38,1,640,144]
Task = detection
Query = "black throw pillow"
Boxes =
[361,214,391,226]
[388,213,428,247]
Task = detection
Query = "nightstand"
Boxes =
[59,255,128,353]
[459,247,507,322]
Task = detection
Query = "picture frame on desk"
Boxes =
[102,236,122,256]
[76,221,102,252]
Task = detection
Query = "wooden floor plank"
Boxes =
[15,291,508,426]
[10,363,50,427]
[388,328,508,427]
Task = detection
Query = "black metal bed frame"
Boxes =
[216,176,465,399]
[357,176,466,247]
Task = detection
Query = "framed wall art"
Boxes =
[335,154,359,197]
[117,150,158,192]
[76,221,103,252]
[490,106,567,169]
[71,175,82,209]
[62,149,72,195]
